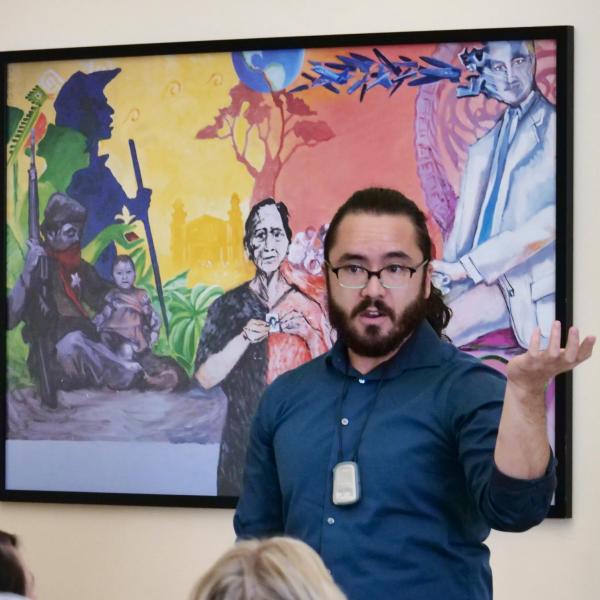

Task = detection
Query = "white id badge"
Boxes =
[332,461,361,505]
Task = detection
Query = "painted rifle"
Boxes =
[27,131,58,408]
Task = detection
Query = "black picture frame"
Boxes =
[1,25,573,516]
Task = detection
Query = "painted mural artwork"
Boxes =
[4,37,557,500]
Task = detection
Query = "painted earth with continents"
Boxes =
[232,49,305,92]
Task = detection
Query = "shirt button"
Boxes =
[358,378,366,384]
[327,517,335,525]
[341,418,349,426]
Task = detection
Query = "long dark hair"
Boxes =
[324,187,452,338]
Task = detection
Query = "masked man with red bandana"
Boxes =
[9,192,144,393]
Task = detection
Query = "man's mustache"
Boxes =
[350,298,395,320]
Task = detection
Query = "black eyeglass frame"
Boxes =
[324,259,429,289]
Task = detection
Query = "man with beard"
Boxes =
[9,192,146,393]
[234,188,594,600]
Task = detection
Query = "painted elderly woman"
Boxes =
[195,198,331,496]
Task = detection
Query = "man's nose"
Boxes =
[361,272,386,298]
[504,64,517,81]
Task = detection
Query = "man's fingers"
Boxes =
[528,327,541,356]
[562,326,580,363]
[547,321,561,358]
[576,336,596,364]
[511,323,595,386]
[558,328,594,367]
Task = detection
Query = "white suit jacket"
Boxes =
[443,90,556,347]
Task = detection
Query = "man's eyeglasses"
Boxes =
[325,259,428,289]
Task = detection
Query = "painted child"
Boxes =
[93,255,160,360]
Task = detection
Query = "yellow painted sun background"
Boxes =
[7,52,264,287]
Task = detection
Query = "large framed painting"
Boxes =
[1,26,573,515]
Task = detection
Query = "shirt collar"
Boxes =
[325,320,447,380]
[512,89,537,119]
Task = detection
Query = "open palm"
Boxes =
[507,321,595,394]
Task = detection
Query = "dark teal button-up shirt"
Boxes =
[234,321,556,600]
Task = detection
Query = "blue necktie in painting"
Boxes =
[477,107,518,244]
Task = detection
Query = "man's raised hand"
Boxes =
[507,321,595,396]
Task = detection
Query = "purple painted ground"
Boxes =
[7,385,227,444]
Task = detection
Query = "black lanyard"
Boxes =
[336,364,388,464]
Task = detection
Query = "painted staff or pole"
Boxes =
[128,139,170,336]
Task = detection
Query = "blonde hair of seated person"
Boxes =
[191,537,347,600]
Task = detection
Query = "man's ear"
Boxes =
[424,261,433,299]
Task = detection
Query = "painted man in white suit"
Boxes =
[432,40,555,349]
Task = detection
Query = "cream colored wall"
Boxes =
[1,1,599,599]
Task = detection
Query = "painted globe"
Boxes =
[232,49,305,93]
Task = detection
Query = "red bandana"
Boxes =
[46,244,90,318]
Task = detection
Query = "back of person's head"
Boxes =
[0,532,26,597]
[191,537,347,600]
[0,532,17,547]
